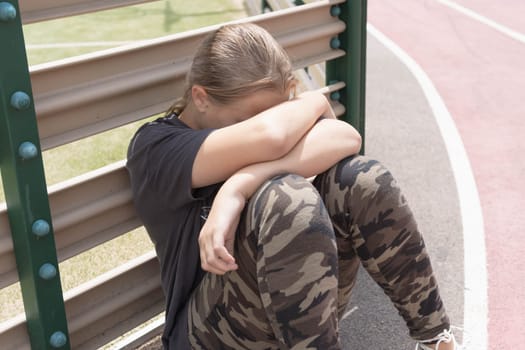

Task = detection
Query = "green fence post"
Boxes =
[0,1,70,349]
[261,0,269,12]
[326,0,367,153]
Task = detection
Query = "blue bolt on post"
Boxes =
[0,1,17,21]
[0,1,70,349]
[326,1,368,153]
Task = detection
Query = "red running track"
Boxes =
[368,1,525,349]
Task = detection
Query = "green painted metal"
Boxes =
[0,1,70,349]
[261,0,270,12]
[326,0,368,154]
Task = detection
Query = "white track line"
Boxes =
[435,0,525,44]
[340,306,359,321]
[367,24,488,350]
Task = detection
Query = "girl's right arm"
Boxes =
[191,91,333,188]
[198,117,361,274]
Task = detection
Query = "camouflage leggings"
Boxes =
[188,155,450,349]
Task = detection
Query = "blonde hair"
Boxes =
[168,23,296,115]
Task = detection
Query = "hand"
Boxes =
[297,91,336,119]
[198,188,245,275]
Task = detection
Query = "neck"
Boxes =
[178,103,202,129]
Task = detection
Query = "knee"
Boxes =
[251,174,321,213]
[327,155,400,197]
[247,173,335,246]
[350,156,402,203]
[315,156,407,222]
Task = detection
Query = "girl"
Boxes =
[126,23,458,350]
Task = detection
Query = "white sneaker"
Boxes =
[415,329,458,350]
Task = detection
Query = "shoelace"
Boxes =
[416,329,457,350]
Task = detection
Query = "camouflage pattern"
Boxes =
[188,155,450,349]
[312,155,450,341]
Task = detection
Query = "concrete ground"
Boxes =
[338,33,464,350]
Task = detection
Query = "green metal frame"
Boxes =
[0,1,70,349]
[326,0,368,153]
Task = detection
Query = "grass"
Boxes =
[0,0,247,324]
[24,0,246,65]
[1,0,247,198]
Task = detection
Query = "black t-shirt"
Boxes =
[126,114,219,349]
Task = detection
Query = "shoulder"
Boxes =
[126,115,214,196]
[128,115,189,154]
[128,115,215,165]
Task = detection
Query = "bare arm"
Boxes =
[198,118,361,274]
[192,91,334,188]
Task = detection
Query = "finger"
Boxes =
[201,257,237,274]
[208,252,237,272]
[199,231,225,272]
[199,243,223,274]
[205,246,235,273]
[200,250,227,275]
[214,245,236,265]
[212,233,236,265]
[216,249,238,272]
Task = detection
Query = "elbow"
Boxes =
[338,121,362,155]
[351,132,362,154]
[257,120,290,158]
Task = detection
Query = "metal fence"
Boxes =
[0,0,366,348]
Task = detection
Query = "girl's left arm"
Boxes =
[198,118,361,275]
